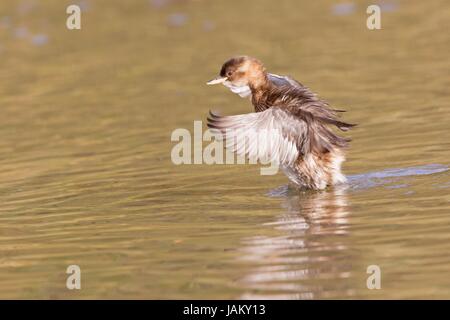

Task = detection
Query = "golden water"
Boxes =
[0,0,448,299]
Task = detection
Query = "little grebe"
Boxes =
[206,56,355,190]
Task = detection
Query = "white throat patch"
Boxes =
[223,81,252,98]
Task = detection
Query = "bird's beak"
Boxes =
[206,77,227,85]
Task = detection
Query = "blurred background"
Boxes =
[0,0,448,299]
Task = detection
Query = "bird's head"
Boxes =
[207,56,268,92]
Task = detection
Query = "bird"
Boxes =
[206,56,356,190]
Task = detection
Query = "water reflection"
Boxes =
[238,185,354,299]
[237,164,449,299]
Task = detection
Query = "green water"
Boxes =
[0,0,449,299]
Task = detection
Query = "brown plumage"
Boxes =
[206,56,356,190]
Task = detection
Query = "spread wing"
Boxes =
[207,108,308,165]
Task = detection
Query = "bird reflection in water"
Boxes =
[236,164,449,298]
[238,184,355,299]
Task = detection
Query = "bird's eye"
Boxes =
[227,71,233,77]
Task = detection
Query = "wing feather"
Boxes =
[207,108,306,165]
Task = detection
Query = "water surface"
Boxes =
[0,0,449,299]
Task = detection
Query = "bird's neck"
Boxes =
[250,73,272,112]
